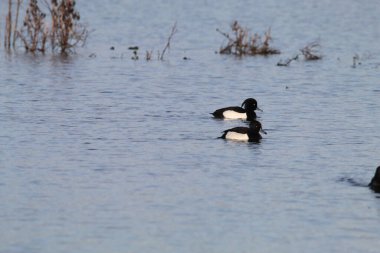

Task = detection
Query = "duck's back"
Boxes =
[212,106,246,119]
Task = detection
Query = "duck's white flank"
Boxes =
[225,131,249,141]
[222,110,247,119]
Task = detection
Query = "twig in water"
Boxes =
[159,22,177,60]
[277,55,299,66]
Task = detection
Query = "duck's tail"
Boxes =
[218,131,227,139]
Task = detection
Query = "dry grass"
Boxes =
[300,40,322,60]
[277,40,322,66]
[217,21,280,56]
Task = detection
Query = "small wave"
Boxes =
[337,177,368,188]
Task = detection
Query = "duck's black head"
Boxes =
[249,120,267,134]
[241,98,262,112]
[369,166,380,192]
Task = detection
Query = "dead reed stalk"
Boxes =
[12,0,22,48]
[4,0,12,49]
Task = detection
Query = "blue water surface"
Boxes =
[1,0,380,252]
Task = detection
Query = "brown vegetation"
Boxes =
[48,0,88,54]
[217,21,280,56]
[300,40,322,60]
[17,0,48,52]
[4,0,12,49]
[4,0,87,54]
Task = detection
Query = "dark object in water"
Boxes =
[110,46,115,50]
[212,98,262,121]
[369,166,380,193]
[277,55,299,67]
[219,120,267,142]
[128,46,139,50]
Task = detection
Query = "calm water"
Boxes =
[1,0,380,252]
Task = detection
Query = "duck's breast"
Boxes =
[225,131,249,141]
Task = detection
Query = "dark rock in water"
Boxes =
[110,46,115,50]
[369,166,380,193]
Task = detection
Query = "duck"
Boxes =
[369,166,380,193]
[219,120,267,142]
[211,98,262,121]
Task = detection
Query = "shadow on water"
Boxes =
[217,138,263,150]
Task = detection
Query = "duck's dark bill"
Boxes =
[260,128,267,134]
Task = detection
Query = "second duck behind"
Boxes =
[211,98,262,121]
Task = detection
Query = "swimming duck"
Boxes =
[219,120,267,142]
[211,98,262,121]
[369,166,380,193]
